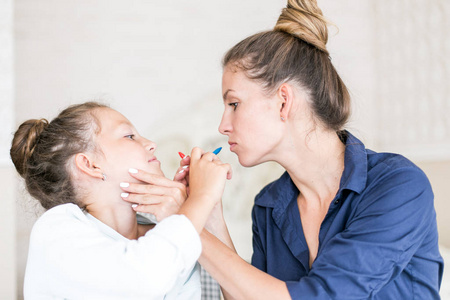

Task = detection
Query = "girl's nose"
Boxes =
[143,138,156,152]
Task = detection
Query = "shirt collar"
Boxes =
[338,131,367,195]
[255,131,368,208]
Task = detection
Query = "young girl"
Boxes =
[11,102,231,299]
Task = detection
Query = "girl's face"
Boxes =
[219,67,285,167]
[94,108,163,183]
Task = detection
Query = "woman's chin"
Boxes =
[238,156,260,168]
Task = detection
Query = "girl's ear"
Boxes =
[74,153,103,180]
[278,83,294,121]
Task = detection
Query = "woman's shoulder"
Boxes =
[254,172,294,207]
[366,150,430,188]
[357,151,434,215]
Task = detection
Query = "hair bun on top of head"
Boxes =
[274,0,330,54]
[10,118,49,177]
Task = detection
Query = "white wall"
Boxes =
[9,0,450,298]
[0,0,16,298]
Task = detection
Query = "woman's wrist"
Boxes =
[177,194,216,234]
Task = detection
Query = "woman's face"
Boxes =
[94,108,164,183]
[219,67,285,167]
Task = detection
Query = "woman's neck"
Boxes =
[279,129,345,206]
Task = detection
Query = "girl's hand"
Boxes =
[188,147,232,205]
[176,147,232,233]
[120,169,187,222]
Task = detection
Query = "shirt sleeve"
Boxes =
[286,166,436,299]
[251,204,267,272]
[25,211,201,299]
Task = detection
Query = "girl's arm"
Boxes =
[25,207,201,298]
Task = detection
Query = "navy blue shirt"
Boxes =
[251,132,443,299]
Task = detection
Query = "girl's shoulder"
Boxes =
[30,203,90,241]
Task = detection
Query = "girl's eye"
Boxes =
[125,134,135,140]
[229,103,238,111]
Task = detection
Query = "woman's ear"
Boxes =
[74,153,104,180]
[278,83,294,121]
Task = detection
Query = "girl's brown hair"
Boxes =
[10,102,108,210]
[223,0,350,132]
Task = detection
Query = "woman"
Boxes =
[186,0,444,298]
[11,102,231,299]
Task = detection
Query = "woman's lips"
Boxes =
[229,142,237,151]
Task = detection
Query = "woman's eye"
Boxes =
[125,134,135,140]
[229,103,238,111]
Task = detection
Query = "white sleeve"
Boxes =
[24,207,201,299]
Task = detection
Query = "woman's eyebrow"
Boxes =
[223,89,235,101]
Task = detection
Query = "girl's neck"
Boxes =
[85,196,140,240]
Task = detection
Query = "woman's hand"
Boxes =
[120,169,187,222]
[173,155,191,193]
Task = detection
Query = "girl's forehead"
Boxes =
[95,108,133,131]
[97,107,127,122]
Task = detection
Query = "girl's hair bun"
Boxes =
[10,118,49,177]
[274,0,330,54]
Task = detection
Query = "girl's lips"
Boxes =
[148,157,159,163]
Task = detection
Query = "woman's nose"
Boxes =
[218,113,231,135]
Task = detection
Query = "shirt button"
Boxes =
[334,199,340,204]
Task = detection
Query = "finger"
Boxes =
[123,192,183,206]
[201,152,216,162]
[121,192,160,205]
[173,167,189,183]
[190,147,205,161]
[180,156,191,167]
[121,182,182,196]
[132,203,176,222]
[225,163,233,180]
[128,168,184,189]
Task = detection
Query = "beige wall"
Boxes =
[0,168,17,299]
[0,0,16,298]
[6,0,450,298]
[417,160,450,248]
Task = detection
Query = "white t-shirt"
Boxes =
[24,203,202,299]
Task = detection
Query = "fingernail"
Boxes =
[129,168,138,174]
[131,204,138,208]
[120,182,129,188]
[121,193,129,198]
[178,169,185,174]
[182,165,189,169]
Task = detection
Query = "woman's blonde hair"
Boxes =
[223,0,350,132]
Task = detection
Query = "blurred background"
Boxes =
[1,0,449,298]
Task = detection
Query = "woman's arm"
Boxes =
[199,230,291,300]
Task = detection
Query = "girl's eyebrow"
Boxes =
[116,121,135,131]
